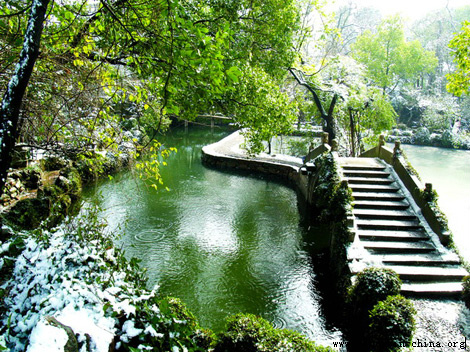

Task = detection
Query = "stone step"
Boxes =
[350,184,400,193]
[358,229,428,242]
[341,164,386,171]
[361,240,435,253]
[354,208,417,221]
[385,265,468,282]
[352,192,406,202]
[339,157,386,169]
[356,219,422,231]
[401,281,464,297]
[380,253,461,266]
[353,200,410,210]
[342,170,390,178]
[345,177,394,185]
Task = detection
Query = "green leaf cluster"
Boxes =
[447,21,470,96]
[226,65,298,155]
[368,295,416,352]
[351,16,438,94]
[214,313,334,352]
[1,0,308,173]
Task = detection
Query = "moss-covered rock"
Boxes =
[42,156,71,171]
[57,166,82,200]
[1,198,50,230]
[20,166,42,189]
[159,297,215,350]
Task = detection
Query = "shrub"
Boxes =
[368,295,416,352]
[440,129,457,148]
[413,127,431,145]
[213,314,333,352]
[462,276,470,309]
[348,267,402,316]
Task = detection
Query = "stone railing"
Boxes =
[360,135,451,245]
[303,132,332,164]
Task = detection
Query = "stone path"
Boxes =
[202,130,304,167]
[341,157,468,297]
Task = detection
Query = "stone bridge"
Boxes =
[202,131,468,297]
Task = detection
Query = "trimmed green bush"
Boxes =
[348,267,402,316]
[213,314,334,352]
[462,276,470,309]
[346,267,402,349]
[368,295,416,352]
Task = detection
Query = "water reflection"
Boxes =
[83,126,343,347]
[398,144,470,261]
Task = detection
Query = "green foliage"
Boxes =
[462,276,470,309]
[419,187,450,233]
[1,0,307,188]
[312,153,353,222]
[351,15,437,94]
[228,66,297,155]
[134,140,177,191]
[346,267,405,351]
[413,127,431,145]
[447,21,470,96]
[286,137,311,157]
[368,295,416,352]
[1,197,50,230]
[294,56,396,155]
[348,267,402,316]
[419,94,460,132]
[213,313,333,352]
[322,56,396,145]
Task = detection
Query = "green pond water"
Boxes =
[398,144,470,261]
[83,126,343,347]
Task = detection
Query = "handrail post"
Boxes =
[331,139,338,152]
[379,134,385,147]
[393,140,401,158]
[377,134,385,158]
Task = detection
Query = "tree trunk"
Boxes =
[289,68,339,145]
[0,0,50,200]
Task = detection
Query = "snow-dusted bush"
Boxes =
[0,207,212,352]
[413,127,431,145]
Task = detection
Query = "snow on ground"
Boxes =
[0,215,162,352]
[405,299,470,352]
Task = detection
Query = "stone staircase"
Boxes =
[340,157,468,297]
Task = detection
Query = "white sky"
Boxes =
[328,0,470,21]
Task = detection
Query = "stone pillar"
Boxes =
[331,139,338,151]
[393,140,401,158]
[379,134,385,147]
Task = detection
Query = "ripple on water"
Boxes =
[134,228,167,244]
